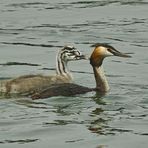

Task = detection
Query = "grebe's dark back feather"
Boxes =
[31,83,93,99]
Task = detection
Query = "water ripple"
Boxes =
[6,2,48,8]
[2,0,148,12]
[0,138,38,144]
[1,42,62,48]
[0,62,40,66]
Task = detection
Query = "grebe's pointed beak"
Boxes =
[114,51,132,58]
[76,54,88,60]
[108,48,132,58]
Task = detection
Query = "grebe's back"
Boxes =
[31,83,93,99]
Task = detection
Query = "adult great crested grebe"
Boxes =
[0,46,86,95]
[31,43,131,99]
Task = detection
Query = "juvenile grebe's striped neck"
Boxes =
[56,50,70,77]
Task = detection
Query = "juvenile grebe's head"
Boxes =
[90,43,131,67]
[60,45,86,62]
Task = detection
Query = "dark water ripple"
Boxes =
[120,1,148,5]
[1,41,62,48]
[3,0,148,11]
[0,139,38,144]
[7,2,48,7]
[0,62,40,66]
[131,43,148,47]
[30,23,90,30]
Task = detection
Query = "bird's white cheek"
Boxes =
[105,50,114,57]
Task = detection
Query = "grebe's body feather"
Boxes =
[0,74,71,94]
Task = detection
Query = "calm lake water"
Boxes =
[0,0,148,148]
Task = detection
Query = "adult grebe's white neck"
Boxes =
[93,66,110,92]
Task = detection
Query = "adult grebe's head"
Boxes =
[90,43,131,67]
[59,45,86,62]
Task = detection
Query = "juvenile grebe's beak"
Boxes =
[76,54,88,60]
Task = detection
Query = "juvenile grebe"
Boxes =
[31,43,131,99]
[0,46,85,95]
